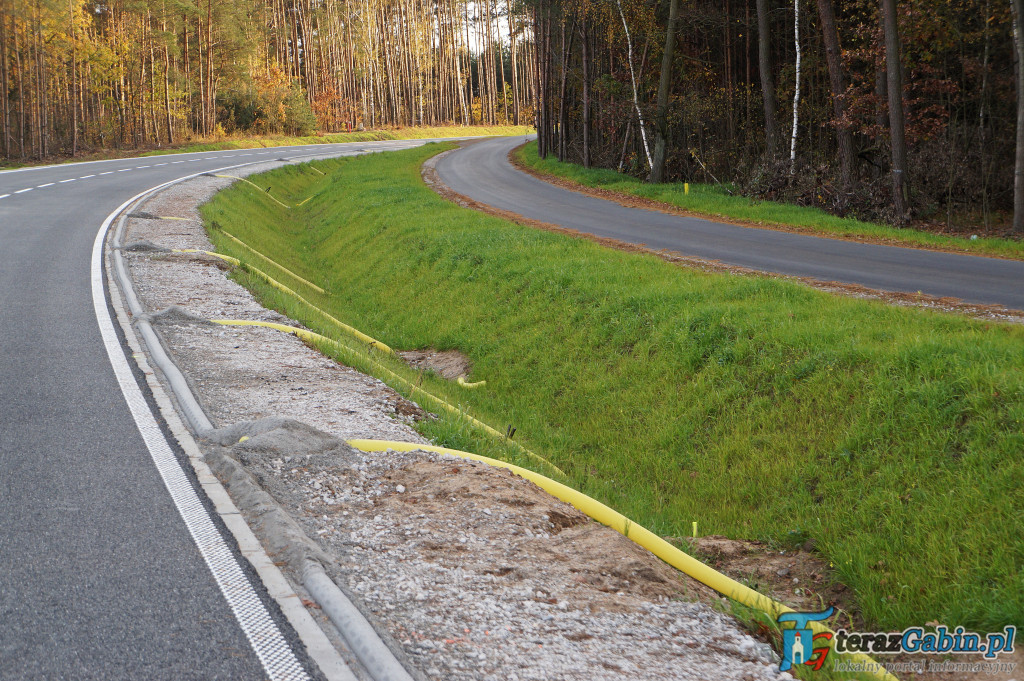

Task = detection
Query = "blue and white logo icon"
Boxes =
[778,607,835,671]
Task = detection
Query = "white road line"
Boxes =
[100,171,114,175]
[59,178,76,183]
[37,183,54,188]
[154,163,168,166]
[239,154,252,156]
[14,188,32,193]
[93,177,311,681]
[118,168,131,172]
[188,159,201,162]
[136,165,151,169]
[0,194,10,199]
[172,160,185,164]
[80,174,95,179]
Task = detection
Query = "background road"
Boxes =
[0,140,429,680]
[435,136,1024,310]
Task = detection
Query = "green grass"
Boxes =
[201,143,1024,634]
[516,141,1024,261]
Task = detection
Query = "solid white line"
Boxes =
[91,173,311,681]
[37,183,54,188]
[59,178,76,183]
[14,188,32,193]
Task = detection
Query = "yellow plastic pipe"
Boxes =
[216,229,326,294]
[347,438,898,681]
[214,174,293,209]
[174,248,392,354]
[457,375,487,389]
[211,320,564,477]
[173,249,241,267]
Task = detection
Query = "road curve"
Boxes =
[0,140,434,680]
[434,136,1024,310]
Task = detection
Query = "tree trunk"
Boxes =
[881,0,908,223]
[580,18,591,168]
[756,0,779,156]
[651,0,680,183]
[615,0,652,171]
[1,7,10,158]
[1012,0,1024,232]
[69,0,78,156]
[816,0,855,209]
[789,0,801,170]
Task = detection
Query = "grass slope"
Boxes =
[516,141,1024,261]
[201,143,1024,632]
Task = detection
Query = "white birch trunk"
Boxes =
[615,0,653,171]
[790,0,801,170]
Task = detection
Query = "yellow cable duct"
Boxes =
[215,229,326,294]
[347,438,898,681]
[457,375,487,389]
[211,319,564,478]
[213,174,293,209]
[173,248,393,354]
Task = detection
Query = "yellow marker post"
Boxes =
[684,182,690,195]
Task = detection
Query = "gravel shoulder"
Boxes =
[119,158,794,681]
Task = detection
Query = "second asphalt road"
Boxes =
[435,136,1024,311]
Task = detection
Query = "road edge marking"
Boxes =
[91,167,335,681]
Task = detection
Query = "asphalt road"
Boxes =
[0,140,430,680]
[435,136,1024,310]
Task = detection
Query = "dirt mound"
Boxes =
[399,348,472,381]
[684,535,854,624]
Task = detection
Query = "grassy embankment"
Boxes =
[200,143,1023,634]
[0,125,532,170]
[515,141,1024,261]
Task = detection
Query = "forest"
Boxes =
[2,0,1024,231]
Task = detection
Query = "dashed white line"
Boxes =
[14,188,32,193]
[117,168,131,172]
[188,159,201,162]
[154,163,168,167]
[59,178,76,183]
[80,174,95,179]
[100,171,114,175]
[172,161,185,164]
[0,194,10,199]
[36,183,54,188]
[136,165,151,169]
